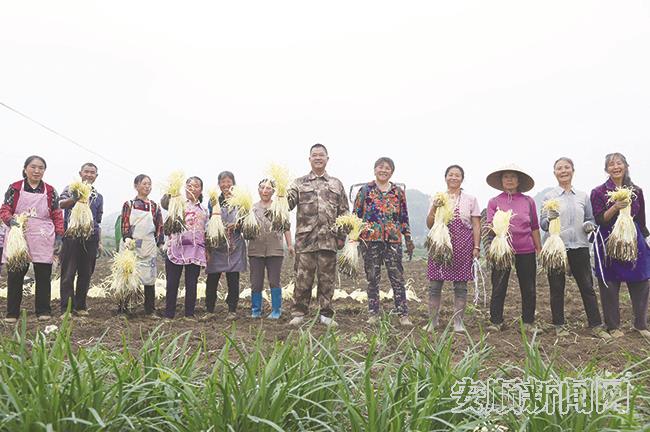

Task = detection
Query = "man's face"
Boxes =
[80,165,98,184]
[309,147,329,172]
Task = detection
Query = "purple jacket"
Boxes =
[590,179,650,282]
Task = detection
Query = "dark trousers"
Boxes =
[490,253,537,325]
[144,285,156,314]
[60,237,98,313]
[164,259,200,318]
[548,248,602,327]
[6,263,52,318]
[206,272,240,313]
[598,279,649,331]
[249,256,283,292]
[361,242,408,316]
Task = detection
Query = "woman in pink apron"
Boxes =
[425,165,482,333]
[0,156,64,323]
[120,174,164,317]
[161,176,207,319]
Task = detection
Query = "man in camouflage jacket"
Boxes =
[286,144,349,326]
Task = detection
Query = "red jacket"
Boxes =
[0,180,64,236]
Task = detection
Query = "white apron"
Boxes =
[120,202,158,285]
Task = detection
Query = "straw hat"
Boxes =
[486,164,535,193]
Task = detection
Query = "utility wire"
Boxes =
[1,101,136,175]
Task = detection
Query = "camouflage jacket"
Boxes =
[287,171,349,253]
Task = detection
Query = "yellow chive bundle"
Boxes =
[66,181,94,239]
[487,209,515,270]
[5,213,31,272]
[107,243,142,311]
[606,187,638,262]
[424,192,454,266]
[163,171,186,235]
[266,164,292,232]
[334,214,367,277]
[226,186,259,240]
[540,199,567,274]
[205,188,228,249]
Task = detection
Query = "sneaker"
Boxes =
[366,314,380,325]
[37,315,52,322]
[609,329,624,339]
[486,323,502,332]
[591,327,612,340]
[226,312,237,321]
[146,313,162,321]
[399,316,413,328]
[76,310,89,317]
[632,328,650,339]
[555,326,570,337]
[199,312,215,322]
[181,316,196,322]
[3,317,17,324]
[319,315,338,327]
[523,323,541,334]
[289,315,305,326]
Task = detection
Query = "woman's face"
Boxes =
[553,161,574,185]
[445,167,464,190]
[186,179,203,202]
[219,177,234,197]
[24,158,46,183]
[374,162,394,183]
[135,177,152,198]
[258,181,274,201]
[501,171,520,192]
[606,156,627,182]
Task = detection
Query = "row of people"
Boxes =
[1,148,649,340]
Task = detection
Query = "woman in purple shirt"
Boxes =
[485,165,542,333]
[590,153,650,339]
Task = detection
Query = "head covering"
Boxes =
[486,164,535,193]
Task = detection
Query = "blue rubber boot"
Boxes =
[268,287,282,319]
[251,292,262,318]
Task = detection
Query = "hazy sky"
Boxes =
[1,1,648,214]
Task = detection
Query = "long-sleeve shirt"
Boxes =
[0,179,64,236]
[120,198,165,246]
[353,181,411,243]
[287,171,349,253]
[486,192,539,255]
[60,185,104,241]
[539,186,595,249]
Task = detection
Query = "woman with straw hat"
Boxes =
[485,164,542,333]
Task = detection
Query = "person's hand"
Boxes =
[432,197,444,208]
[336,239,345,250]
[583,222,596,234]
[54,235,63,255]
[405,238,415,260]
[124,238,136,251]
[287,245,295,257]
[547,209,559,221]
[97,243,104,258]
[612,199,630,211]
[8,217,20,227]
[70,190,80,203]
[472,246,480,259]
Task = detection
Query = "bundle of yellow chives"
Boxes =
[539,199,568,274]
[66,181,93,239]
[205,188,228,249]
[487,209,515,270]
[606,187,638,262]
[334,213,367,277]
[5,213,31,272]
[424,192,454,266]
[107,240,142,311]
[226,186,259,240]
[163,171,186,235]
[266,164,292,232]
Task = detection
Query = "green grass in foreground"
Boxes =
[0,315,649,431]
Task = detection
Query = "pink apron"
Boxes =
[1,182,55,265]
[427,203,474,282]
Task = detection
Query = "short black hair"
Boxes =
[80,162,98,172]
[374,157,395,172]
[310,143,328,155]
[445,164,465,179]
[218,171,236,185]
[133,174,151,186]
